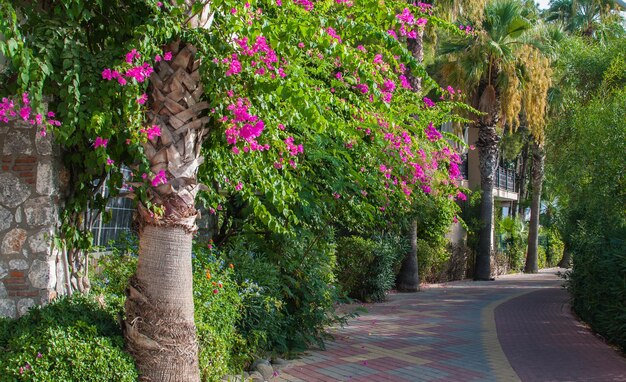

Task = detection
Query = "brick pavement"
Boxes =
[274,268,626,382]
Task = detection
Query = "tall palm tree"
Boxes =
[521,24,562,273]
[438,0,533,280]
[123,5,213,381]
[545,0,622,37]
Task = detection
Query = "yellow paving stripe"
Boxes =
[482,290,535,382]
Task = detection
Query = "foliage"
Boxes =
[219,238,285,361]
[415,238,449,283]
[336,234,406,302]
[91,233,139,312]
[192,244,244,382]
[497,216,527,272]
[548,31,625,351]
[0,295,137,382]
[1,0,469,256]
[541,226,563,267]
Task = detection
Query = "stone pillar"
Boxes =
[0,117,67,319]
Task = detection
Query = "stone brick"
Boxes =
[36,160,55,196]
[0,205,12,232]
[0,298,16,318]
[9,259,29,270]
[1,228,27,255]
[0,282,6,298]
[0,173,31,208]
[29,259,56,289]
[35,132,53,155]
[9,270,25,278]
[14,207,22,224]
[28,228,53,256]
[23,197,57,226]
[0,263,7,279]
[17,298,35,316]
[2,130,33,155]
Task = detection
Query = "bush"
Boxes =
[222,227,346,356]
[497,216,527,272]
[219,239,284,362]
[192,245,245,382]
[567,234,626,351]
[336,235,405,302]
[543,227,564,267]
[0,295,137,382]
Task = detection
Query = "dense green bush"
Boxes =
[222,227,347,355]
[548,37,626,351]
[336,235,406,302]
[0,295,137,382]
[497,216,527,272]
[542,227,564,267]
[219,239,284,361]
[192,245,245,382]
[417,238,454,283]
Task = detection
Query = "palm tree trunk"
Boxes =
[124,40,208,381]
[557,242,572,268]
[524,142,544,273]
[397,219,420,291]
[515,139,530,217]
[396,28,424,291]
[475,124,500,280]
[126,225,199,382]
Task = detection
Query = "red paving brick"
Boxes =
[276,269,626,382]
[496,287,626,382]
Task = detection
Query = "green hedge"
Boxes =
[0,295,137,382]
[336,235,406,302]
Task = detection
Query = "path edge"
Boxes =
[482,290,534,382]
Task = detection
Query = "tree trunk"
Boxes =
[397,219,420,291]
[124,40,208,381]
[395,29,424,290]
[405,28,424,92]
[558,242,572,268]
[475,124,500,280]
[125,225,199,382]
[514,139,530,218]
[524,142,544,273]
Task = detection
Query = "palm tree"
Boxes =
[545,0,623,37]
[123,6,213,381]
[521,24,562,272]
[438,0,533,280]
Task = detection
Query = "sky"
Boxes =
[536,0,551,10]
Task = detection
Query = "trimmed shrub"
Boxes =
[0,295,137,382]
[336,235,405,302]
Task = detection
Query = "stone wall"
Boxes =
[0,117,67,318]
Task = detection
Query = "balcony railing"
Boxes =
[496,165,515,192]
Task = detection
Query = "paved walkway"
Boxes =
[275,268,626,382]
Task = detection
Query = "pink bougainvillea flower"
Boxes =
[19,106,31,121]
[235,182,243,191]
[140,125,161,140]
[425,122,442,142]
[423,97,435,108]
[125,49,140,63]
[163,51,172,61]
[151,170,167,187]
[94,136,108,148]
[137,94,148,105]
[106,158,115,166]
[326,27,342,43]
